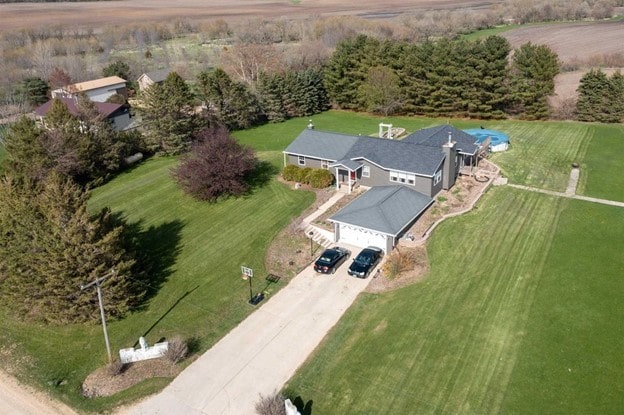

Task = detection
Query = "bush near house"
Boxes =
[282,165,332,188]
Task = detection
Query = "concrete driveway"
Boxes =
[127,244,372,415]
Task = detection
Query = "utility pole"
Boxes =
[81,269,116,364]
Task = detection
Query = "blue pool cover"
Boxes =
[463,129,509,146]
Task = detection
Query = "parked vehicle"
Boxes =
[314,247,351,274]
[348,247,383,278]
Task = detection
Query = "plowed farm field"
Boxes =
[502,20,624,63]
[0,0,496,32]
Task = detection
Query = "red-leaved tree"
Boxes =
[173,127,257,201]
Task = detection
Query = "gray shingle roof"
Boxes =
[347,136,444,176]
[329,159,362,170]
[329,186,433,236]
[403,125,479,155]
[284,129,360,161]
[140,68,171,83]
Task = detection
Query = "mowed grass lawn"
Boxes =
[285,188,624,414]
[277,113,624,413]
[0,154,313,412]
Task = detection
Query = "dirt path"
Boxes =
[0,370,77,415]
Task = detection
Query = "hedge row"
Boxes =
[283,165,333,188]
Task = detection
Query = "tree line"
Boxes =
[576,69,624,123]
[324,35,560,120]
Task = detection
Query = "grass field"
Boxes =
[285,187,624,414]
[0,154,313,412]
[0,110,621,412]
[278,112,624,413]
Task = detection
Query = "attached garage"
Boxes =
[330,185,434,253]
[337,224,387,250]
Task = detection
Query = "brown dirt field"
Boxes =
[501,21,624,63]
[0,0,497,32]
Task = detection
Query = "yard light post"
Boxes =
[80,269,116,364]
[308,231,314,258]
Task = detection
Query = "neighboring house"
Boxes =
[284,124,484,252]
[34,97,132,131]
[137,69,171,91]
[51,76,127,103]
[283,125,480,197]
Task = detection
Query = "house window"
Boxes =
[298,156,305,166]
[321,160,329,169]
[389,171,415,185]
[362,166,370,178]
[390,171,399,182]
[434,170,442,185]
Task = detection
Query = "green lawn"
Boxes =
[0,155,313,412]
[1,110,621,412]
[285,188,624,414]
[276,112,624,413]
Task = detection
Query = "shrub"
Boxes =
[282,165,333,188]
[282,164,300,181]
[165,336,189,364]
[255,390,286,415]
[308,168,333,188]
[382,248,419,279]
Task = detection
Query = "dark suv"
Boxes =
[348,247,383,278]
[314,247,351,274]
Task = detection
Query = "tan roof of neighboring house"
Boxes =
[63,76,126,93]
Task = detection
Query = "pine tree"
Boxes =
[196,68,261,130]
[137,72,203,155]
[0,174,140,324]
[18,77,49,106]
[509,42,560,119]
[576,69,610,122]
[3,116,49,181]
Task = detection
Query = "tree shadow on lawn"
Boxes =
[112,214,185,312]
[244,160,279,193]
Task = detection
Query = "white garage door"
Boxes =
[339,225,387,252]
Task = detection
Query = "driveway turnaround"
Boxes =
[128,250,370,415]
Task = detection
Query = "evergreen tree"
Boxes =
[18,77,49,106]
[509,42,560,119]
[257,73,287,122]
[324,35,381,110]
[576,69,610,122]
[137,72,203,155]
[0,174,139,324]
[196,68,261,130]
[102,60,130,80]
[3,117,49,181]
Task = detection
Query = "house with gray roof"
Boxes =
[284,124,481,252]
[284,124,478,197]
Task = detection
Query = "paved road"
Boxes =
[127,248,370,415]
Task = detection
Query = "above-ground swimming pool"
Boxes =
[464,129,510,152]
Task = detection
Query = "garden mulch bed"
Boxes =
[366,245,430,294]
[82,359,181,398]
